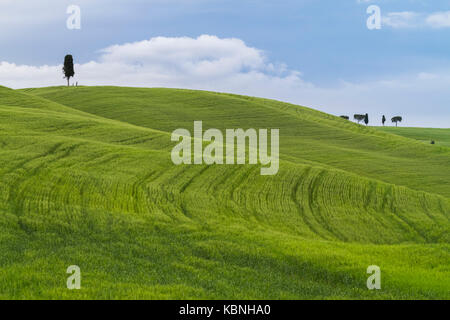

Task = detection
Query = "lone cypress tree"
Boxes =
[382,115,386,126]
[364,113,369,126]
[63,55,75,87]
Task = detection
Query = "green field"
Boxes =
[377,127,450,147]
[0,85,449,299]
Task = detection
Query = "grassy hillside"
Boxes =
[377,126,450,148]
[0,85,448,299]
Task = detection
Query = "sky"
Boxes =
[0,0,450,127]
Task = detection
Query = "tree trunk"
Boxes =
[67,78,70,87]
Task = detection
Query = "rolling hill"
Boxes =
[0,85,448,299]
[377,126,450,148]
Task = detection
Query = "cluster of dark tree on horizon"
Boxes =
[340,114,403,127]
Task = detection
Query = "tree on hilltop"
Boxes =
[391,116,402,127]
[354,114,365,124]
[63,55,75,87]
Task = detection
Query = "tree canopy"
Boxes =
[391,116,403,127]
[354,114,365,124]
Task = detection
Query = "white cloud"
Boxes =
[383,10,450,29]
[426,11,450,28]
[382,12,421,28]
[99,35,266,77]
[0,35,449,127]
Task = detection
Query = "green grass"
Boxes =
[377,126,450,147]
[0,85,448,299]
